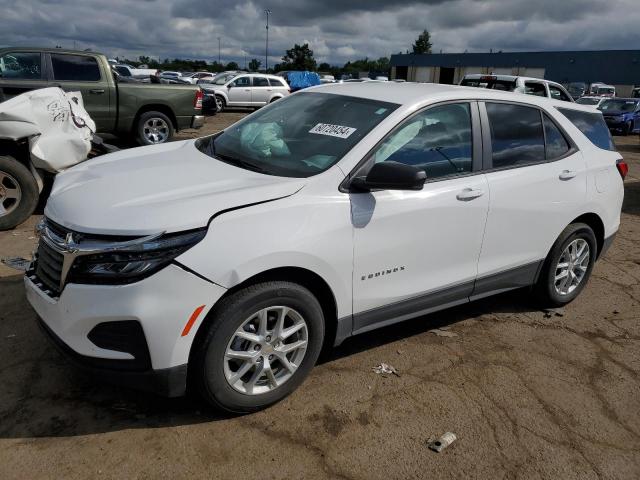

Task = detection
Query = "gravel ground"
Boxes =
[0,114,639,480]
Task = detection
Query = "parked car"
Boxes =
[201,73,289,112]
[631,86,640,99]
[588,83,616,97]
[182,72,215,84]
[0,48,204,145]
[576,96,607,107]
[460,74,574,102]
[566,82,587,100]
[25,83,625,412]
[598,98,640,135]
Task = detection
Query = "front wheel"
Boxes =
[535,223,597,307]
[0,156,39,231]
[136,111,174,145]
[193,281,325,412]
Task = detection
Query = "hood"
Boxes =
[45,140,305,235]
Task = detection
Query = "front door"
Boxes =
[46,52,114,132]
[351,102,489,332]
[0,51,48,102]
[227,76,252,106]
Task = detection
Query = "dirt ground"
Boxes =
[1,114,639,480]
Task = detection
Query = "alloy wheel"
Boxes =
[554,238,590,295]
[143,117,170,144]
[0,171,22,217]
[224,306,308,395]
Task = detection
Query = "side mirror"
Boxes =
[351,161,427,191]
[227,83,233,89]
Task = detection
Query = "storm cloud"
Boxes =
[1,0,638,65]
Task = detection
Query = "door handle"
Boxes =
[456,188,484,201]
[89,89,105,94]
[244,89,251,92]
[559,170,577,180]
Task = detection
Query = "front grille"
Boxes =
[34,240,64,294]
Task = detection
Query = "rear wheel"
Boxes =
[193,281,324,413]
[136,111,174,145]
[0,156,39,231]
[535,223,597,307]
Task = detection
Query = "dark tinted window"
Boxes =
[543,114,571,159]
[524,82,546,97]
[486,103,545,168]
[114,66,131,76]
[0,52,41,79]
[460,78,516,91]
[372,103,473,180]
[51,54,100,81]
[269,78,286,87]
[557,108,615,151]
[253,76,269,87]
[549,85,572,102]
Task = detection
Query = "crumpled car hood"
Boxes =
[45,140,305,235]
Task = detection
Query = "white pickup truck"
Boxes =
[460,74,574,102]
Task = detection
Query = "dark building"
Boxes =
[390,50,640,96]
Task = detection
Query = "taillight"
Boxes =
[194,89,203,110]
[616,159,628,179]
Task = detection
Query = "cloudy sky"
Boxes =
[1,0,639,66]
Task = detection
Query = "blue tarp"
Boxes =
[285,71,321,91]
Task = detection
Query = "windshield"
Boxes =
[197,92,398,178]
[577,97,600,105]
[597,87,615,95]
[214,73,237,85]
[460,78,516,92]
[599,99,638,112]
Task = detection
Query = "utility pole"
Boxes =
[218,37,221,64]
[265,9,271,72]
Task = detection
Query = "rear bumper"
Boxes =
[600,232,617,257]
[37,315,188,397]
[191,115,205,129]
[175,114,204,130]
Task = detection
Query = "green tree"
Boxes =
[412,30,432,54]
[248,58,261,72]
[138,55,151,66]
[281,43,317,71]
[318,62,332,72]
[225,61,239,70]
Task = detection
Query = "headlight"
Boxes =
[70,229,206,285]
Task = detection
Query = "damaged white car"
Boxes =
[0,87,100,230]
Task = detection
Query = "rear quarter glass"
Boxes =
[556,107,616,151]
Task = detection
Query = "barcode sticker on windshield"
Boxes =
[309,123,357,139]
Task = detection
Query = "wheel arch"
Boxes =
[133,104,178,132]
[188,266,340,369]
[570,212,605,258]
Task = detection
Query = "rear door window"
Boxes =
[51,54,101,81]
[0,52,42,79]
[486,103,545,168]
[253,76,269,87]
[543,113,571,159]
[557,108,615,151]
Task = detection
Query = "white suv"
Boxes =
[26,83,625,412]
[200,73,290,112]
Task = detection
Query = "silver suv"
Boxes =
[201,74,290,112]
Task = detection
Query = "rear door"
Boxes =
[250,75,271,105]
[0,51,48,102]
[46,52,114,132]
[475,101,586,296]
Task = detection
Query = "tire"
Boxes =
[0,156,39,231]
[535,223,597,307]
[193,281,325,413]
[215,95,226,113]
[136,111,174,145]
[269,97,281,103]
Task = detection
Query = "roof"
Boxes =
[462,73,564,86]
[307,82,598,113]
[390,50,640,85]
[0,46,104,56]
